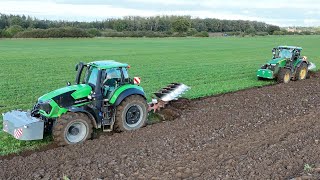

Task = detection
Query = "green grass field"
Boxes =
[1,36,320,155]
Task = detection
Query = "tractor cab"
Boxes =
[272,46,302,61]
[75,60,132,100]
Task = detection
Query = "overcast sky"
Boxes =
[0,0,319,27]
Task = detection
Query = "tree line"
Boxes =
[0,13,287,38]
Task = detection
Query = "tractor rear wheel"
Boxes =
[53,112,93,146]
[296,62,308,80]
[277,68,291,83]
[114,95,147,132]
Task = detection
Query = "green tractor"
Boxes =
[2,61,190,146]
[257,46,316,83]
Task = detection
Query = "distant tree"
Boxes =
[5,25,23,37]
[172,17,191,33]
[0,14,9,29]
[187,28,198,36]
[273,31,284,35]
[9,16,23,26]
[245,26,256,35]
[192,19,207,32]
[33,20,49,29]
[193,31,209,37]
[87,28,101,36]
[267,25,281,35]
[0,13,283,38]
[112,20,128,32]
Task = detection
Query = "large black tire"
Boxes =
[295,62,308,80]
[114,95,147,132]
[53,112,93,146]
[277,68,291,83]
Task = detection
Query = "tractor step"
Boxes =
[102,124,113,132]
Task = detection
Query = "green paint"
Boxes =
[71,85,92,99]
[37,84,92,118]
[293,59,303,67]
[256,69,274,79]
[266,58,286,66]
[39,100,68,118]
[109,84,144,104]
[39,84,91,102]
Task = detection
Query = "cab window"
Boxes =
[106,68,122,79]
[103,68,122,87]
[85,67,99,87]
[122,68,129,79]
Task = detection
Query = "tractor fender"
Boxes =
[112,88,146,106]
[296,60,308,68]
[68,107,98,128]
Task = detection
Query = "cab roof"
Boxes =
[278,46,302,50]
[88,60,129,69]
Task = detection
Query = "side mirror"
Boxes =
[75,64,79,71]
[67,82,71,86]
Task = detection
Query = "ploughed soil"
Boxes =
[1,74,320,179]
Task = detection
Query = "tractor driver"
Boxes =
[103,68,121,99]
[293,49,300,61]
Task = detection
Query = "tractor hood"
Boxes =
[266,57,285,65]
[38,84,92,103]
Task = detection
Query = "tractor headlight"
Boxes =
[38,100,52,114]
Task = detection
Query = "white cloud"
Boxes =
[0,1,156,19]
[304,19,320,26]
[0,1,262,21]
[128,0,320,10]
[127,0,196,6]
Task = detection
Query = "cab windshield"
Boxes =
[84,66,99,86]
[278,49,292,59]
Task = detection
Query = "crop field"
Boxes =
[1,35,320,155]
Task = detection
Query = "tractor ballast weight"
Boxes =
[2,60,190,145]
[2,111,44,140]
[257,46,316,83]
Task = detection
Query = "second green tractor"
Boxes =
[257,46,316,83]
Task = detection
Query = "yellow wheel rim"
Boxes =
[299,68,307,79]
[284,73,290,83]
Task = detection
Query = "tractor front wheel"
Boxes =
[277,68,291,83]
[114,95,147,132]
[296,63,308,80]
[53,112,93,146]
